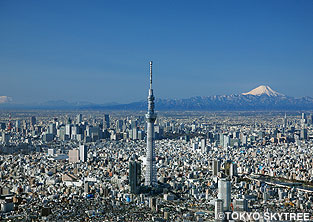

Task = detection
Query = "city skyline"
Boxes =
[1,109,313,220]
[0,0,312,104]
[1,1,313,220]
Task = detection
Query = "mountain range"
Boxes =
[97,85,313,111]
[1,85,313,110]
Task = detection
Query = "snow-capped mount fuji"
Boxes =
[242,85,284,97]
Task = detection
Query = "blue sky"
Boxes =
[0,0,312,104]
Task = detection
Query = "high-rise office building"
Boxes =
[58,126,67,141]
[301,113,306,128]
[138,130,144,140]
[132,127,138,140]
[116,120,123,132]
[218,178,231,211]
[104,114,110,129]
[283,113,288,128]
[300,128,308,140]
[15,120,20,130]
[225,160,232,176]
[302,113,306,121]
[219,133,224,146]
[230,162,238,177]
[201,138,207,153]
[0,123,6,130]
[215,199,224,222]
[129,161,141,194]
[2,132,10,144]
[223,135,230,149]
[131,120,137,129]
[42,133,54,142]
[144,61,157,187]
[69,149,79,163]
[67,117,72,124]
[71,126,79,140]
[76,114,82,124]
[212,160,221,176]
[79,144,87,162]
[48,123,57,135]
[308,114,313,125]
[30,116,36,126]
[65,124,71,137]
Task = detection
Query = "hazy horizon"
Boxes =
[1,0,312,104]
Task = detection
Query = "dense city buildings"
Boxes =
[0,109,313,221]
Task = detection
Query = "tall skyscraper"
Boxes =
[15,120,20,130]
[104,114,110,129]
[218,178,231,211]
[116,120,123,132]
[30,116,36,126]
[76,114,82,124]
[145,61,157,187]
[215,199,224,222]
[129,161,141,194]
[283,113,288,128]
[2,132,10,144]
[65,124,71,137]
[132,127,138,140]
[79,144,87,162]
[230,162,238,178]
[302,113,306,121]
[48,123,57,135]
[308,114,313,125]
[201,138,207,153]
[212,160,221,176]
